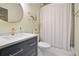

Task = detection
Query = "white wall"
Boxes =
[75,3,79,55]
[20,3,41,33]
[0,3,41,34]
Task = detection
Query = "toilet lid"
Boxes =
[38,42,51,48]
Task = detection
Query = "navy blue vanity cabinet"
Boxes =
[0,36,37,56]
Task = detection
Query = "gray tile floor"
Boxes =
[38,47,75,56]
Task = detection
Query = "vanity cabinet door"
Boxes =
[16,37,37,56]
[0,37,37,56]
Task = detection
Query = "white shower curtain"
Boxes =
[40,4,72,50]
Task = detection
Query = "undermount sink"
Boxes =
[0,33,37,40]
[0,33,26,39]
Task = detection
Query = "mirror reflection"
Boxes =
[0,3,23,23]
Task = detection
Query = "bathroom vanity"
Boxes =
[0,33,37,56]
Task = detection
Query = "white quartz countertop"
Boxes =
[0,33,37,49]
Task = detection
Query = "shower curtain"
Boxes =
[40,4,72,50]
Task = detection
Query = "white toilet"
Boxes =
[38,41,51,56]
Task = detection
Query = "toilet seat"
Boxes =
[38,42,51,48]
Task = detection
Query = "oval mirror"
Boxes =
[0,3,23,23]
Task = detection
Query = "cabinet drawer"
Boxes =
[18,37,37,50]
[1,44,22,56]
[15,45,37,56]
